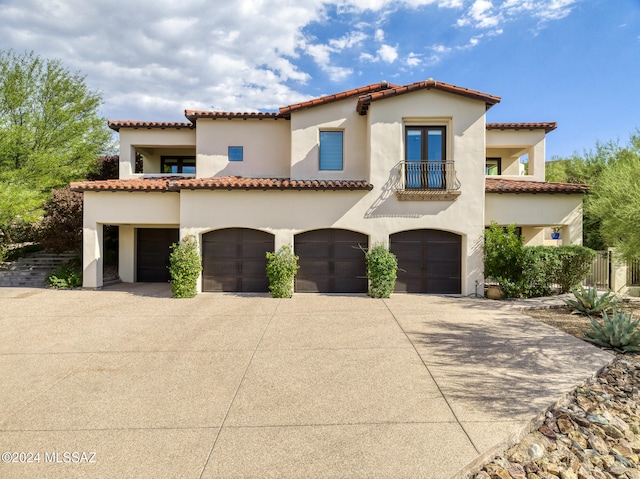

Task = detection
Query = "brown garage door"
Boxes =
[136,228,179,282]
[390,229,461,294]
[202,228,274,292]
[294,229,368,293]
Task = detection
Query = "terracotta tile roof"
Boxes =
[108,120,194,132]
[486,122,557,133]
[185,110,285,121]
[279,81,400,116]
[356,79,501,115]
[485,178,587,194]
[70,176,373,192]
[70,177,179,192]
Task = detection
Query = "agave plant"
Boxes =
[583,308,640,353]
[565,285,620,315]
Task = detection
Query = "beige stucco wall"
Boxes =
[364,89,488,294]
[195,118,290,178]
[486,129,546,180]
[179,189,483,294]
[485,193,583,245]
[118,128,196,179]
[289,99,368,180]
[82,192,180,288]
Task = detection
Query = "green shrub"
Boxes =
[583,308,640,353]
[46,259,82,288]
[168,235,202,298]
[366,243,397,298]
[555,245,596,293]
[485,223,596,299]
[484,223,525,284]
[565,285,620,315]
[266,245,299,298]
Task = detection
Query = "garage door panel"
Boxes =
[293,243,331,258]
[333,243,364,259]
[390,229,461,294]
[241,243,271,259]
[203,243,237,258]
[202,228,273,292]
[295,229,368,293]
[426,243,460,260]
[136,228,179,283]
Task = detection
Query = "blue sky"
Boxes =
[0,0,638,159]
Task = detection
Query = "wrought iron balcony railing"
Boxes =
[396,161,461,200]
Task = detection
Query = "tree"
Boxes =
[588,133,640,260]
[545,134,639,250]
[0,49,113,243]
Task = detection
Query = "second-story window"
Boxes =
[161,156,195,174]
[228,146,243,162]
[486,158,501,175]
[405,126,446,189]
[319,131,343,170]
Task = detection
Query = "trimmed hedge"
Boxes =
[365,243,398,298]
[484,223,595,298]
[168,235,202,298]
[266,245,299,298]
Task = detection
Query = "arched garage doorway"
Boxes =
[390,229,461,294]
[294,229,368,293]
[202,228,274,292]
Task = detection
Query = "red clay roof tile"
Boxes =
[69,177,179,192]
[356,79,501,114]
[185,110,285,121]
[108,121,194,132]
[279,81,400,116]
[486,122,557,133]
[485,178,587,193]
[70,176,373,192]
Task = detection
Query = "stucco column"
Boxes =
[82,222,103,289]
[119,225,135,282]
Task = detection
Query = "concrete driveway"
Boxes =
[0,284,612,478]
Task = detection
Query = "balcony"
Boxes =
[396,161,461,201]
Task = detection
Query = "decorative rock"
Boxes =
[506,463,526,479]
[528,444,545,461]
[587,414,609,425]
[587,434,609,455]
[600,423,624,439]
[476,360,640,479]
[558,417,576,434]
[560,468,578,479]
[606,462,627,476]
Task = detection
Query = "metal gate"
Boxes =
[584,250,611,289]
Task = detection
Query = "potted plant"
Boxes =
[551,227,561,240]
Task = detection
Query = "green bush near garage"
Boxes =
[169,235,202,298]
[365,243,398,298]
[266,245,299,298]
[484,222,595,298]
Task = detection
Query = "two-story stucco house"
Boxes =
[71,79,587,295]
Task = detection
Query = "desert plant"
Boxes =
[46,259,82,288]
[583,308,640,352]
[365,243,397,298]
[565,285,620,315]
[168,235,202,298]
[266,245,299,298]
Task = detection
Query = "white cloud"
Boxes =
[0,0,582,120]
[378,44,399,63]
[405,52,422,67]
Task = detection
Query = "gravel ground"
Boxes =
[472,300,640,479]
